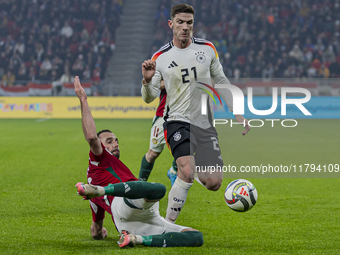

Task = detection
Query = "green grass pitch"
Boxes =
[0,119,339,254]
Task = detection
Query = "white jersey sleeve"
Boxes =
[210,49,233,112]
[141,67,162,104]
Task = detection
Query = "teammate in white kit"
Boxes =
[141,3,250,223]
[138,81,178,186]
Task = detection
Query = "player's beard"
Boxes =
[112,149,120,159]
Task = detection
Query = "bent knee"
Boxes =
[195,231,204,246]
[151,183,167,199]
[181,230,204,247]
[158,183,167,198]
[205,178,222,191]
[146,149,161,162]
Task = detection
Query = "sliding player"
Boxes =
[73,76,203,248]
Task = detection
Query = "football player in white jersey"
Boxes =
[141,3,250,223]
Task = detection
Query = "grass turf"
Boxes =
[0,119,339,254]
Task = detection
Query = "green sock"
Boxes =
[172,159,178,172]
[139,155,154,181]
[103,181,166,200]
[141,235,153,246]
[142,231,203,247]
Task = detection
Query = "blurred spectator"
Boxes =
[13,37,25,57]
[40,57,53,73]
[9,52,22,71]
[318,63,330,78]
[51,70,59,82]
[82,65,91,80]
[307,64,317,78]
[37,68,49,81]
[72,55,85,78]
[0,52,8,76]
[323,45,336,63]
[17,63,28,80]
[151,0,340,79]
[262,63,274,80]
[91,66,102,96]
[233,68,241,81]
[213,34,227,56]
[28,66,37,82]
[59,69,74,84]
[289,44,304,64]
[2,70,15,87]
[52,69,74,95]
[0,0,122,89]
[80,28,90,43]
[195,21,208,39]
[34,43,45,62]
[329,60,340,78]
[51,55,64,77]
[60,21,74,38]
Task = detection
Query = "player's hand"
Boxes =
[142,59,156,84]
[101,227,108,239]
[74,76,87,100]
[235,115,250,136]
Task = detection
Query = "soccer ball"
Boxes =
[224,179,258,212]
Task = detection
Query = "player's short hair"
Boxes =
[97,129,113,138]
[171,3,194,19]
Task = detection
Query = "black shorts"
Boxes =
[163,121,223,167]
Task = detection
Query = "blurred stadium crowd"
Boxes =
[153,0,340,79]
[1,0,340,89]
[0,0,122,87]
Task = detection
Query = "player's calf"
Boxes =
[176,156,195,182]
[118,230,203,248]
[76,181,166,201]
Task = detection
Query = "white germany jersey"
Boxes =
[147,37,233,129]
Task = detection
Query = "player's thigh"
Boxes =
[149,117,166,153]
[111,197,165,235]
[162,218,189,233]
[164,121,195,160]
[194,126,224,180]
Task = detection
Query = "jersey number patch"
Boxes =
[181,67,197,83]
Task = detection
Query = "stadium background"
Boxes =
[1,0,339,254]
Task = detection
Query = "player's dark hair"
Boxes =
[97,129,113,138]
[171,3,194,19]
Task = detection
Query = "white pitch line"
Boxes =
[36,118,50,123]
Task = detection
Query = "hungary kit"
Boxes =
[87,143,187,235]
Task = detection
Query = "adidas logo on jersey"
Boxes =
[168,61,178,68]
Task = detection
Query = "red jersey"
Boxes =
[155,89,167,117]
[87,142,138,222]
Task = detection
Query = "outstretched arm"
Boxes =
[90,220,108,240]
[235,115,250,136]
[74,76,102,155]
[141,59,162,103]
[210,52,250,136]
